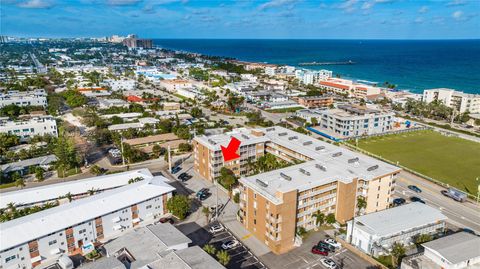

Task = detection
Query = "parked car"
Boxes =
[408,185,422,193]
[199,192,210,201]
[441,190,450,197]
[410,196,425,204]
[320,258,337,269]
[392,198,406,206]
[221,240,239,250]
[317,241,335,252]
[311,246,329,256]
[324,238,342,249]
[178,173,192,182]
[209,224,224,234]
[171,166,182,174]
[158,217,174,224]
[196,188,210,198]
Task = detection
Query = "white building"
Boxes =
[104,79,137,91]
[98,98,129,109]
[0,89,47,108]
[0,115,58,140]
[295,69,332,85]
[265,66,277,76]
[297,105,395,139]
[0,173,175,269]
[160,79,192,93]
[346,203,447,257]
[0,169,154,209]
[401,232,480,269]
[320,78,381,99]
[422,88,480,113]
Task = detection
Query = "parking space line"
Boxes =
[241,233,253,240]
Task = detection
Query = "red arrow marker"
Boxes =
[221,137,241,162]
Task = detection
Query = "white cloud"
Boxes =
[17,0,54,8]
[258,0,298,11]
[339,0,358,13]
[452,10,463,20]
[418,6,428,14]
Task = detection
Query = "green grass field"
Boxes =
[352,131,480,195]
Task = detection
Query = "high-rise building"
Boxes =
[422,88,480,113]
[122,35,153,49]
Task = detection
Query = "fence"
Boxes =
[342,143,476,200]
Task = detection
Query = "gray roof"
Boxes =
[354,203,447,238]
[79,257,126,269]
[147,246,225,269]
[0,154,57,173]
[104,224,192,269]
[422,232,480,264]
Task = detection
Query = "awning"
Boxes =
[113,225,123,230]
[50,248,62,255]
[132,218,141,223]
[31,256,42,263]
[112,217,121,223]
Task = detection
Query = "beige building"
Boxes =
[193,126,401,254]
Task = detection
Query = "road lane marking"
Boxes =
[242,233,253,240]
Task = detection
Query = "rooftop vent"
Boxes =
[367,165,379,171]
[266,127,275,132]
[241,134,250,139]
[315,146,325,151]
[288,136,298,141]
[303,141,312,146]
[299,168,311,176]
[332,152,342,157]
[278,132,288,136]
[280,172,292,181]
[315,164,327,171]
[348,157,359,163]
[208,139,217,145]
[256,179,268,187]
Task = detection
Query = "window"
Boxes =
[78,229,86,234]
[5,255,16,262]
[146,205,152,209]
[48,240,57,246]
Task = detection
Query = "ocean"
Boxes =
[153,39,480,94]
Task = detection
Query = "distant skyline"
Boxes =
[1,0,480,39]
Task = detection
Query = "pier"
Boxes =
[298,60,355,66]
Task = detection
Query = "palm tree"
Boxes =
[216,250,231,266]
[312,211,325,230]
[15,178,25,188]
[202,244,217,256]
[202,206,211,223]
[6,202,16,213]
[357,196,367,214]
[65,192,73,202]
[87,188,97,196]
[391,242,406,267]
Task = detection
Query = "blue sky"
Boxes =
[1,0,479,39]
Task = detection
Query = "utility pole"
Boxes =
[168,145,172,172]
[120,136,126,166]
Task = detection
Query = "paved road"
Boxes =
[394,171,480,233]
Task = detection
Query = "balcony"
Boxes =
[298,185,337,200]
[265,214,282,223]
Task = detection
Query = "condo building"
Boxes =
[422,88,480,113]
[0,174,175,269]
[296,105,394,139]
[193,126,401,254]
[0,89,47,108]
[296,96,334,108]
[0,115,58,140]
[319,78,381,99]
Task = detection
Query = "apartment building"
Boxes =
[295,69,332,85]
[0,115,58,140]
[0,175,175,269]
[159,79,192,93]
[103,79,137,91]
[296,96,334,108]
[0,89,47,108]
[319,78,381,99]
[422,88,480,113]
[296,105,394,139]
[193,128,270,181]
[194,126,401,254]
[346,203,447,257]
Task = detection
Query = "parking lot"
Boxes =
[260,231,375,269]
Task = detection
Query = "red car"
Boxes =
[311,246,329,256]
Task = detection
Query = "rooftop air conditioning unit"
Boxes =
[299,168,311,176]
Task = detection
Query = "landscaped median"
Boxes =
[345,130,480,198]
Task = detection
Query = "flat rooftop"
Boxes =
[0,175,175,251]
[239,126,400,203]
[0,169,154,208]
[193,127,270,151]
[353,203,447,238]
[422,232,480,265]
[147,246,226,269]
